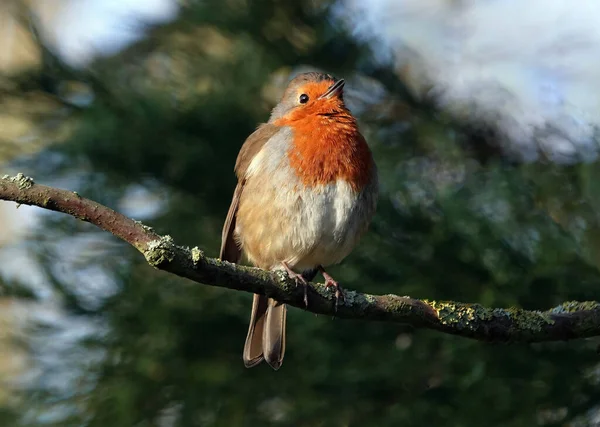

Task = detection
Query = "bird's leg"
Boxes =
[281,262,309,308]
[318,266,344,312]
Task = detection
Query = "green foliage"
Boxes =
[5,0,600,426]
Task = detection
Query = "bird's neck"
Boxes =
[275,114,374,191]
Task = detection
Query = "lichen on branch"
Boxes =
[1,173,600,343]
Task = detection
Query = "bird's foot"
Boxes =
[281,262,309,308]
[319,266,344,313]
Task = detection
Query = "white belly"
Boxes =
[284,179,371,270]
[237,177,376,271]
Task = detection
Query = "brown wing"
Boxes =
[219,123,282,262]
[219,183,243,262]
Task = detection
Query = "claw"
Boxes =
[281,262,309,308]
[319,266,344,313]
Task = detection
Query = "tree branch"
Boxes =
[1,173,600,343]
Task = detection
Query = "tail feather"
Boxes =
[243,294,287,370]
[242,265,312,370]
[243,294,269,368]
[263,299,286,370]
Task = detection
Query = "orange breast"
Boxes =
[274,114,374,191]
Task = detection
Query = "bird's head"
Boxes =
[266,72,372,190]
[269,72,348,123]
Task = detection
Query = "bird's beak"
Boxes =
[318,79,345,99]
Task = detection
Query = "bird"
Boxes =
[220,71,378,370]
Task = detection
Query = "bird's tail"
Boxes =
[243,294,286,370]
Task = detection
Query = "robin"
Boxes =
[220,72,378,370]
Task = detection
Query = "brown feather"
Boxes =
[243,296,286,370]
[234,123,281,179]
[262,298,286,370]
[219,183,243,263]
[243,294,269,367]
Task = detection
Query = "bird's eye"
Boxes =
[299,94,309,104]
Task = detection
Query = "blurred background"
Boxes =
[2,0,600,425]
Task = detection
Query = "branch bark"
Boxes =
[1,173,600,343]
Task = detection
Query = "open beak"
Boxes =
[318,79,345,99]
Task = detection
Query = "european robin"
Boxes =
[220,72,378,370]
